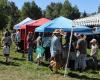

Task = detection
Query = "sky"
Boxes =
[8,0,100,13]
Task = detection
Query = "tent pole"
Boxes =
[23,29,26,58]
[64,27,73,77]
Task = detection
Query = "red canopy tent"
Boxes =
[20,18,50,52]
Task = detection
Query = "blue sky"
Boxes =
[8,0,100,13]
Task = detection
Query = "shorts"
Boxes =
[4,54,9,57]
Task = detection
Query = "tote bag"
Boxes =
[36,46,45,56]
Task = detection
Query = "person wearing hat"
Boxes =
[60,30,68,64]
[90,38,98,69]
[49,29,62,72]
[74,34,87,71]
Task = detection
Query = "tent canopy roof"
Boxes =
[35,16,72,32]
[73,13,100,26]
[13,17,32,29]
[20,18,50,30]
[27,18,50,27]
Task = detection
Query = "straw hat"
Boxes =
[53,29,60,34]
[59,29,65,36]
[90,39,97,43]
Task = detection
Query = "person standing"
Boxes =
[4,29,11,37]
[2,34,12,63]
[74,34,87,71]
[90,39,98,69]
[49,29,62,72]
[27,32,34,61]
[15,30,21,51]
[3,43,10,63]
[35,33,45,65]
[60,31,68,66]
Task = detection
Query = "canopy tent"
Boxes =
[20,18,50,30]
[35,16,92,32]
[20,18,50,40]
[13,17,32,30]
[35,16,72,32]
[73,13,100,26]
[20,18,50,52]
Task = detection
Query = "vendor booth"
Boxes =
[20,18,50,52]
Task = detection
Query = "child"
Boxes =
[3,43,10,63]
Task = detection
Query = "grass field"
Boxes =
[0,44,100,80]
[0,33,100,80]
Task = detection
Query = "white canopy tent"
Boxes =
[73,13,100,26]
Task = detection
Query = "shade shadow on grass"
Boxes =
[13,58,26,61]
[39,62,50,67]
[67,72,100,80]
[0,61,21,66]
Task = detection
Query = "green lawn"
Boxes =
[0,32,100,80]
[0,44,100,80]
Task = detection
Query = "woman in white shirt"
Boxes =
[90,39,98,69]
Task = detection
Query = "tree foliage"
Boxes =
[21,1,42,20]
[44,0,80,19]
[8,1,20,30]
[69,5,80,19]
[81,11,88,18]
[0,0,19,30]
[45,2,62,19]
[60,0,72,18]
[0,0,9,30]
[98,6,100,13]
[0,14,8,30]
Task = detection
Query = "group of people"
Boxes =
[1,29,99,73]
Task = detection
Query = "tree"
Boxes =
[0,0,20,30]
[81,11,88,18]
[45,3,54,19]
[44,0,80,20]
[21,1,42,20]
[0,0,9,30]
[0,14,8,30]
[52,3,62,18]
[60,0,72,18]
[30,1,42,19]
[45,2,62,19]
[98,5,100,13]
[8,1,20,29]
[21,2,31,19]
[69,5,80,19]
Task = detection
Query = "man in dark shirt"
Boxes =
[74,34,87,71]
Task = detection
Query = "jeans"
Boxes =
[28,48,33,61]
[74,53,86,70]
[92,56,98,69]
